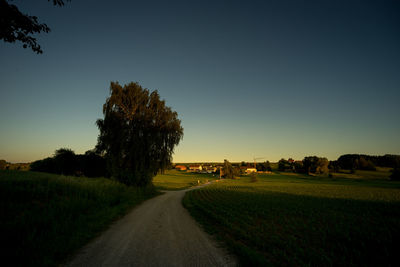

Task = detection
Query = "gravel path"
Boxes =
[67,185,236,267]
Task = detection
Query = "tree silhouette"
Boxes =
[0,0,69,54]
[96,82,183,186]
[0,159,7,170]
[53,148,77,175]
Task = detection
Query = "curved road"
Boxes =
[67,185,236,267]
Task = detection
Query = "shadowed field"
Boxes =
[183,172,400,266]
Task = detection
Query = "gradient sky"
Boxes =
[1,0,399,163]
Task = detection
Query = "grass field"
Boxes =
[333,167,392,180]
[0,170,159,267]
[183,171,400,266]
[153,169,217,190]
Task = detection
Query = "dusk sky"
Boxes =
[1,0,399,163]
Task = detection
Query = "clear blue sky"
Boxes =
[1,0,399,163]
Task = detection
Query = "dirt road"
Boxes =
[67,185,236,267]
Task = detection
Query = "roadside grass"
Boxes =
[153,169,217,190]
[183,172,400,266]
[0,170,159,267]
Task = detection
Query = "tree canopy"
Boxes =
[0,0,69,53]
[0,159,7,170]
[303,156,329,175]
[30,148,108,177]
[96,82,183,186]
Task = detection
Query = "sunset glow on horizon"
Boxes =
[1,0,399,163]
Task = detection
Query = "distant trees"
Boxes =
[0,0,70,53]
[278,159,289,171]
[30,148,108,177]
[53,148,77,175]
[329,160,340,173]
[96,82,183,186]
[0,160,7,170]
[336,154,400,171]
[30,148,77,175]
[265,161,272,171]
[303,156,329,175]
[315,158,329,174]
[293,161,305,173]
[256,161,272,172]
[221,159,240,179]
[222,159,234,179]
[256,162,266,172]
[390,158,400,181]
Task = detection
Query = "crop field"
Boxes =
[183,172,400,266]
[0,170,158,266]
[153,169,217,190]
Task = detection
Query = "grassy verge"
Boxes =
[183,172,400,266]
[153,169,217,190]
[0,170,159,267]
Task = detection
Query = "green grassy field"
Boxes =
[0,170,159,267]
[183,171,400,266]
[153,169,217,190]
[333,167,392,180]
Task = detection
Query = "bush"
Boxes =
[278,159,289,171]
[30,148,108,178]
[250,172,258,183]
[303,156,329,175]
[0,160,7,170]
[390,168,400,181]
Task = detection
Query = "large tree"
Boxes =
[96,82,183,186]
[303,156,329,175]
[0,0,69,53]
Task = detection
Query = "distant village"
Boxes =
[173,162,273,175]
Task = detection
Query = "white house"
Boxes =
[189,164,202,172]
[245,168,257,174]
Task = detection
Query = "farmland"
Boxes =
[183,171,400,266]
[153,169,217,190]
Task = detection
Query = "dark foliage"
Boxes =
[53,148,77,175]
[256,163,266,172]
[256,161,272,172]
[30,148,108,177]
[96,82,183,186]
[278,158,289,171]
[337,154,384,171]
[390,168,400,181]
[222,159,234,179]
[30,157,56,173]
[337,154,400,170]
[0,0,69,53]
[265,161,272,171]
[222,159,240,179]
[293,161,306,173]
[76,150,108,178]
[329,160,340,172]
[303,156,329,174]
[0,159,7,170]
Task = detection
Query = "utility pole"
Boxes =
[253,157,265,169]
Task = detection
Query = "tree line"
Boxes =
[275,154,400,180]
[30,148,108,177]
[29,81,183,187]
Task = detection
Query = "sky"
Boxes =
[0,0,399,163]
